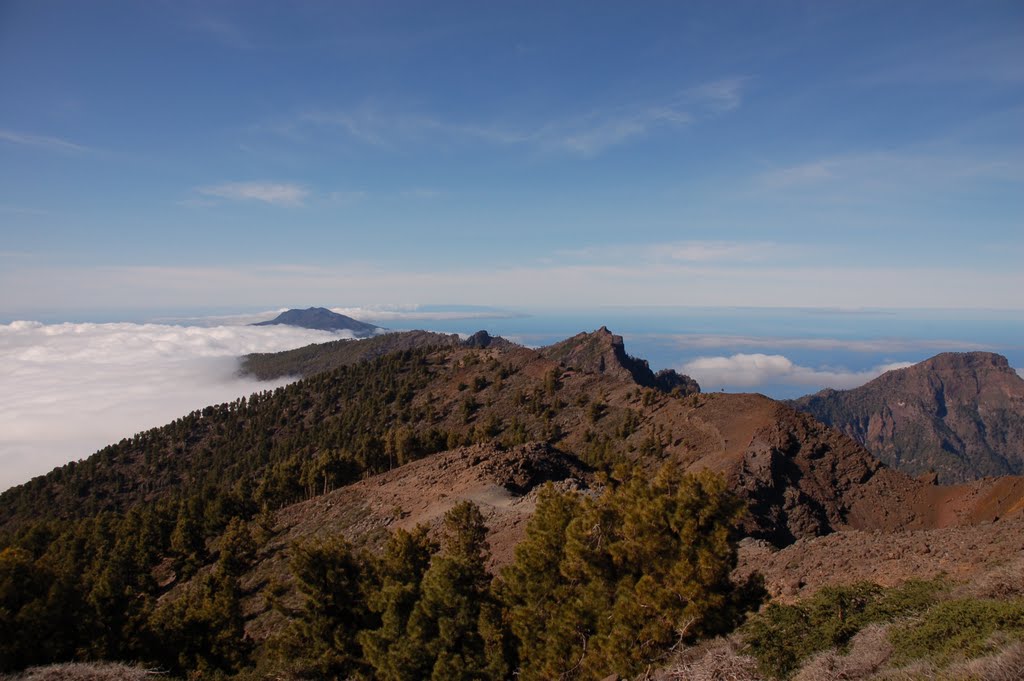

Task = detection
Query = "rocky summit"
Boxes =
[790,351,1024,483]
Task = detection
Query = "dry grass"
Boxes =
[0,663,171,681]
[947,641,1024,681]
[952,558,1024,601]
[649,637,763,681]
[886,642,1024,681]
[792,624,894,681]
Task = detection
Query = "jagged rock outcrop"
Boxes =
[542,326,700,395]
[462,329,518,351]
[790,352,1024,483]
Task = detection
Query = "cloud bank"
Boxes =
[328,305,524,323]
[0,321,346,491]
[681,353,913,390]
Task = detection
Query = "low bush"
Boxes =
[888,597,1024,668]
[741,579,947,679]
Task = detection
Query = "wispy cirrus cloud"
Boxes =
[196,181,310,206]
[0,128,91,153]
[756,149,1024,194]
[270,76,747,157]
[686,77,748,112]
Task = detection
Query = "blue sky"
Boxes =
[1,0,1023,317]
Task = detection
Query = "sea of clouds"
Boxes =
[0,320,346,490]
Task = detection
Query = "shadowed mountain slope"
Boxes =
[790,352,1024,483]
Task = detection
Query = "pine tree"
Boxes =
[401,502,498,680]
[0,547,55,671]
[170,500,206,579]
[149,568,250,676]
[217,517,256,578]
[281,536,370,679]
[499,484,583,680]
[501,467,758,679]
[360,526,437,681]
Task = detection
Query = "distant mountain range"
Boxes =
[251,306,380,336]
[789,352,1024,483]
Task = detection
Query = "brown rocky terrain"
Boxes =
[790,351,1024,483]
[235,433,1024,642]
[736,516,1024,602]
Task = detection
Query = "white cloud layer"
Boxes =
[681,353,913,390]
[328,305,523,322]
[0,321,346,491]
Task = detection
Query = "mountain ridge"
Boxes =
[240,328,516,380]
[789,351,1024,483]
[4,331,1019,545]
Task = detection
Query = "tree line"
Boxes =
[1,467,762,679]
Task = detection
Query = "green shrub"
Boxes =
[888,597,1024,667]
[742,579,947,679]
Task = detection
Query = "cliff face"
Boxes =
[790,352,1024,483]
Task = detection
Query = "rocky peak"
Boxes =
[541,327,699,395]
[461,330,517,350]
[919,351,1011,372]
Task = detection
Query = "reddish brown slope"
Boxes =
[790,351,1024,482]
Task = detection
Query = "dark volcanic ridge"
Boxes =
[251,306,380,336]
[790,351,1024,483]
[240,328,517,380]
